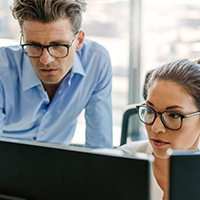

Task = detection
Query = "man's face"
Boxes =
[22,18,84,87]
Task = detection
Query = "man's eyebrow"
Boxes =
[25,40,70,45]
[49,40,70,45]
[25,40,41,45]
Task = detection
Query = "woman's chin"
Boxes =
[153,150,170,159]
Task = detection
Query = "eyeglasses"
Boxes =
[20,31,79,58]
[136,104,200,130]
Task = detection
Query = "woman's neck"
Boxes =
[153,155,170,200]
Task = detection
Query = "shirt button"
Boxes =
[58,90,62,94]
[46,111,49,115]
[38,86,42,90]
[41,131,44,134]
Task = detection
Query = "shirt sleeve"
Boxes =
[84,53,113,149]
[0,81,6,135]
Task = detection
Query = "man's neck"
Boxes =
[43,82,61,102]
[42,69,72,102]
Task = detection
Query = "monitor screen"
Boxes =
[0,138,152,200]
[169,149,200,200]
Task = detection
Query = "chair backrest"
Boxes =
[120,103,140,145]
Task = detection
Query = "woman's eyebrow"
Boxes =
[165,105,185,110]
[146,100,185,110]
[146,100,154,106]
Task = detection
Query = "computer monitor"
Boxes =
[169,149,200,200]
[0,138,153,200]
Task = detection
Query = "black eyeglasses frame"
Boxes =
[136,103,200,131]
[20,31,80,58]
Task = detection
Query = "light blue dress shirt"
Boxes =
[0,39,113,148]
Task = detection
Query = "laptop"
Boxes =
[169,149,200,200]
[0,138,153,200]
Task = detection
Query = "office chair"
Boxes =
[120,103,140,146]
[120,69,154,146]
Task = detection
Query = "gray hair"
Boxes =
[11,0,87,34]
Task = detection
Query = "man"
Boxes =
[0,0,113,148]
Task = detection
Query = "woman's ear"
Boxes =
[76,30,85,51]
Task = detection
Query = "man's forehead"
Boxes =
[22,18,73,34]
[22,19,74,43]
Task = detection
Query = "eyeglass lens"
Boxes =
[23,45,69,58]
[138,106,182,130]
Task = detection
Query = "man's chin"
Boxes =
[41,78,63,87]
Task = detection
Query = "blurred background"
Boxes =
[1,0,200,147]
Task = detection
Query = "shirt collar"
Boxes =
[65,52,86,86]
[22,51,86,91]
[71,52,86,77]
[22,55,41,91]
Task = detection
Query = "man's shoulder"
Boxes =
[0,45,22,57]
[80,38,110,58]
[0,45,22,73]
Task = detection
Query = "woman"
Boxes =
[117,59,200,200]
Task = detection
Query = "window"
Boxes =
[142,0,200,82]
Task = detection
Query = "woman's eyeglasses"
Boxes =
[136,104,200,130]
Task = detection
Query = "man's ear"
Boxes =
[76,30,85,51]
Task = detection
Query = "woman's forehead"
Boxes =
[147,80,196,112]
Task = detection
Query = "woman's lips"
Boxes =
[151,138,170,147]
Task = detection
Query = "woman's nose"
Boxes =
[151,115,166,133]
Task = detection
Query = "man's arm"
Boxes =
[84,54,113,149]
[0,81,6,135]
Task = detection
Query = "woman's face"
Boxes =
[146,80,200,159]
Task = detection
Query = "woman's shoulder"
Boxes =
[91,140,153,157]
[116,140,153,155]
